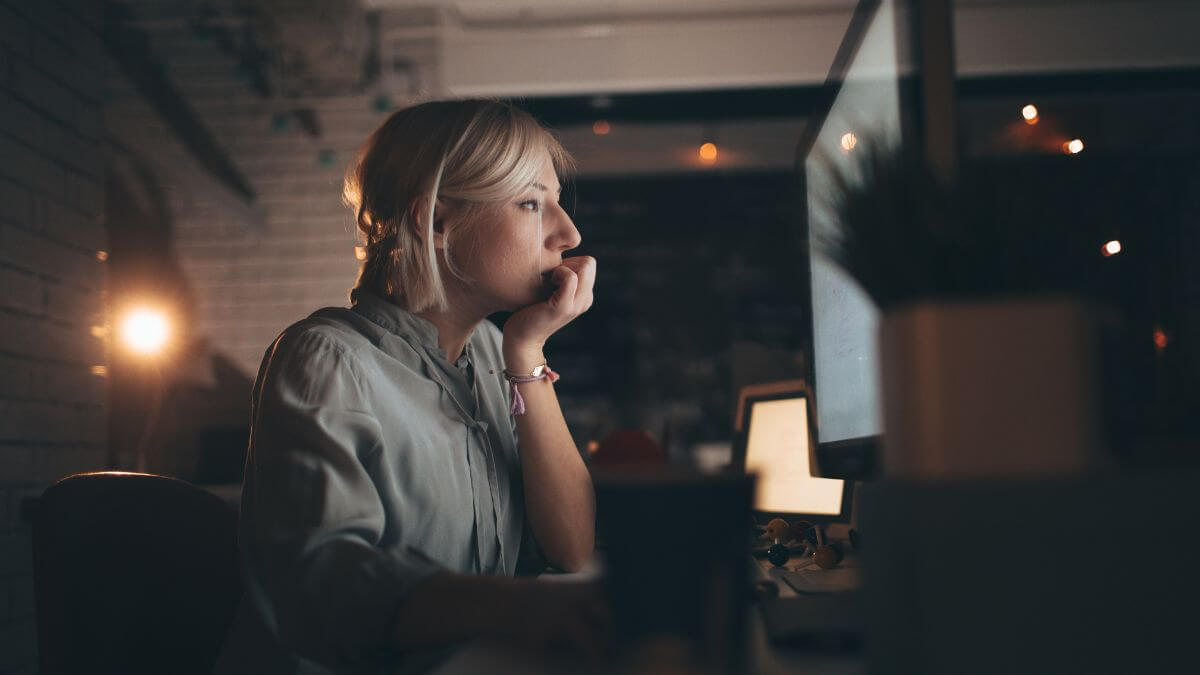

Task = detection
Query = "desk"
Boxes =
[430,556,864,675]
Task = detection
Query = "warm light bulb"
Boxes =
[698,142,718,164]
[1065,138,1084,154]
[1101,240,1122,257]
[120,307,171,356]
[592,120,611,135]
[841,132,858,152]
[1022,104,1039,124]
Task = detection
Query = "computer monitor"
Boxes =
[732,386,854,524]
[796,0,957,479]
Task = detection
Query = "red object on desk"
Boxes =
[588,429,667,470]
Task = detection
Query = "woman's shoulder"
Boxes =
[275,309,369,356]
[257,309,380,381]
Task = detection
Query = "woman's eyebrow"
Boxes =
[530,182,563,195]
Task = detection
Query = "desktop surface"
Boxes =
[429,553,864,675]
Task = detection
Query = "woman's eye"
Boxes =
[518,199,541,212]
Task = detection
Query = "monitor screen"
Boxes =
[805,0,906,447]
[796,0,933,474]
[744,397,845,516]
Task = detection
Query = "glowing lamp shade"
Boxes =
[120,308,171,356]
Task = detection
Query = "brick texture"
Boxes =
[0,1,108,672]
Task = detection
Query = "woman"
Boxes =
[214,99,602,674]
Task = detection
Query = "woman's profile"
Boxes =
[214,99,602,674]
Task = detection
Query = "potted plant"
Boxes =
[819,143,1109,479]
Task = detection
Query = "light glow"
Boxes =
[1153,329,1169,350]
[96,250,108,261]
[1065,138,1085,154]
[354,245,367,261]
[592,120,611,135]
[1022,104,1039,124]
[119,307,171,356]
[840,132,858,152]
[90,365,108,376]
[698,142,718,164]
[1102,240,1122,257]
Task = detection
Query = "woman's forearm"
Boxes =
[391,572,518,650]
[505,348,596,572]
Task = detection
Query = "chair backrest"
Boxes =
[33,472,241,675]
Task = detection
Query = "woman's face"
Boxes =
[448,149,581,313]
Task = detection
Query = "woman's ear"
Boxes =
[407,197,452,249]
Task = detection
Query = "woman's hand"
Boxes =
[499,578,610,662]
[503,256,596,367]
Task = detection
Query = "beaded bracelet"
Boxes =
[503,364,560,416]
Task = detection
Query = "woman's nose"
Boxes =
[550,204,582,252]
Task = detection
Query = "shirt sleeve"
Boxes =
[244,329,442,670]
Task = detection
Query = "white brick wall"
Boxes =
[0,0,107,671]
[105,29,403,377]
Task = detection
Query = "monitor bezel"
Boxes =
[731,388,856,525]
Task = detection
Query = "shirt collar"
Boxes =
[350,288,475,362]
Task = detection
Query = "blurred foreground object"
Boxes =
[33,472,240,675]
[823,142,1113,478]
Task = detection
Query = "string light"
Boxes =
[1101,240,1122,257]
[698,142,718,164]
[1064,138,1085,155]
[1022,104,1039,125]
[592,120,611,135]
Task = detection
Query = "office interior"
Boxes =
[1,0,1198,673]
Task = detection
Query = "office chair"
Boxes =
[32,471,242,675]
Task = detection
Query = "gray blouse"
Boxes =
[214,290,543,675]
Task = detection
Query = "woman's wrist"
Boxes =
[502,344,546,374]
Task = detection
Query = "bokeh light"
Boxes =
[841,132,858,152]
[592,120,611,135]
[1064,138,1085,154]
[1102,240,1122,257]
[119,307,171,356]
[1022,104,1039,124]
[698,142,718,164]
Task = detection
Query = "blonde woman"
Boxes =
[214,99,602,674]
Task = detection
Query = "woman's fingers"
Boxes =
[548,265,579,313]
[557,256,596,310]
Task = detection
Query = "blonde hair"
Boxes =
[344,99,574,313]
